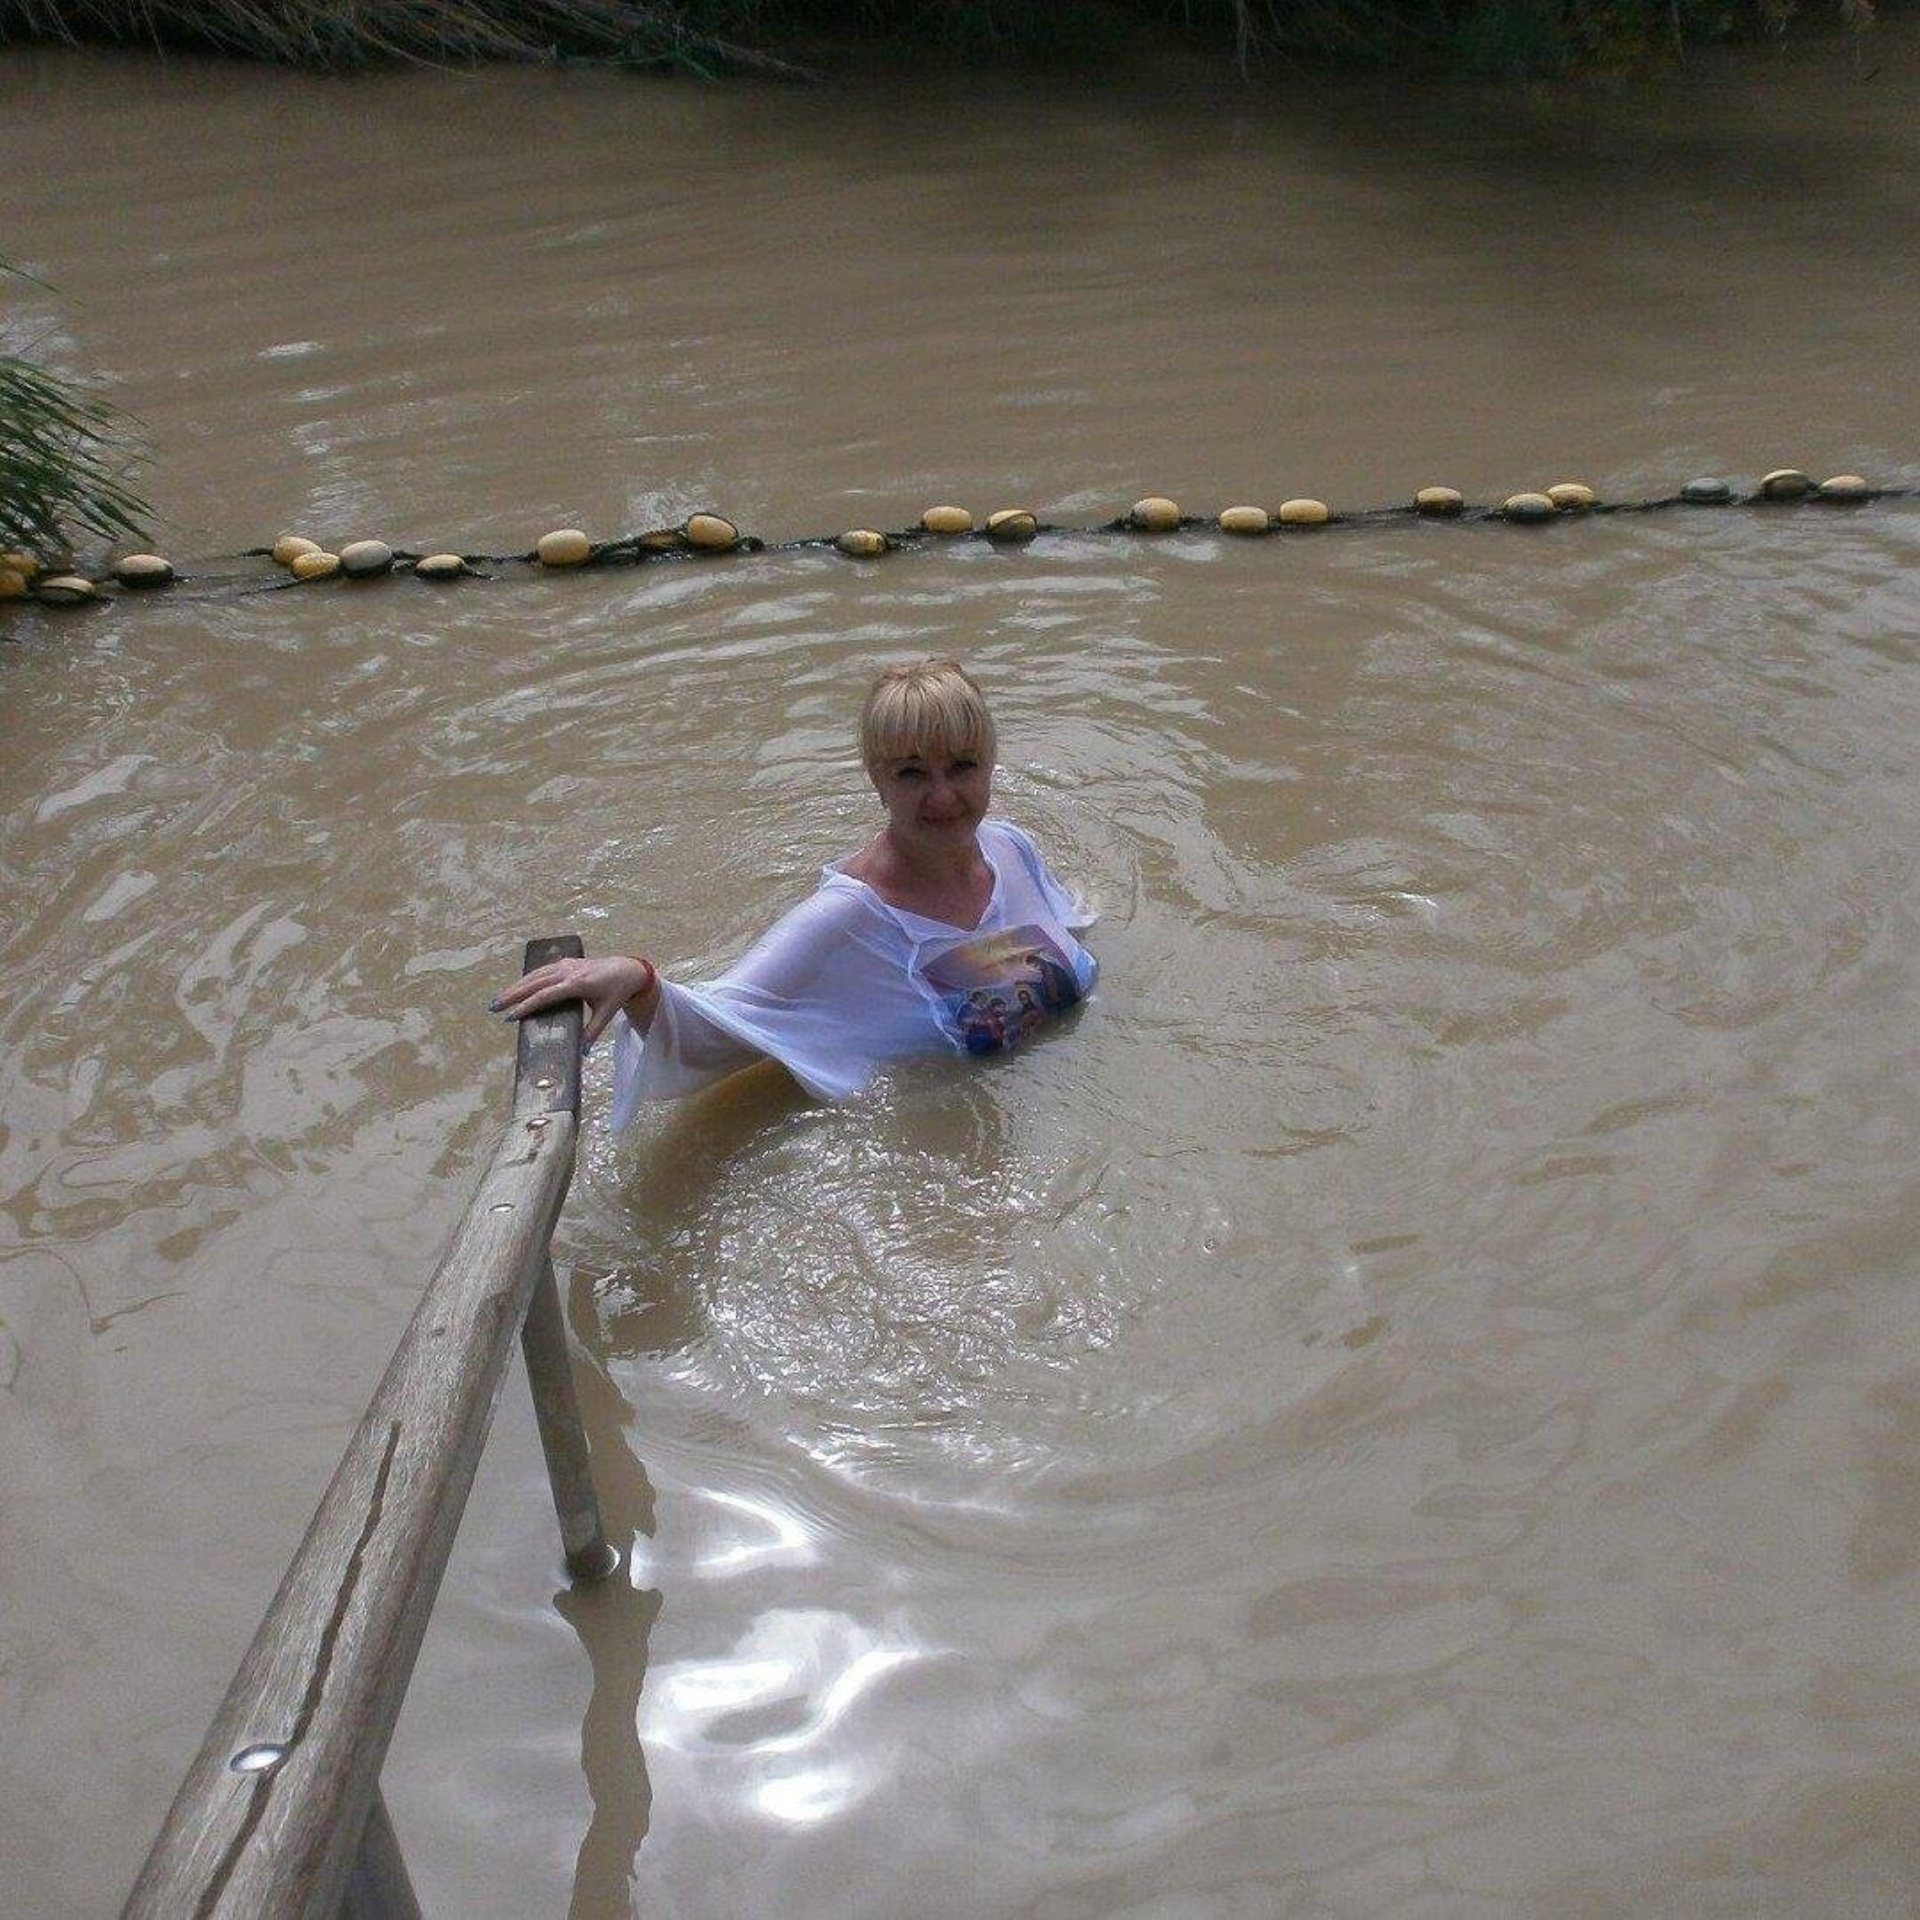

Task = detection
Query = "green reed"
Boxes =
[1,263,151,559]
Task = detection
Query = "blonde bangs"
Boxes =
[861,659,996,772]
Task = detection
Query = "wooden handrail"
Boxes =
[125,937,613,1919]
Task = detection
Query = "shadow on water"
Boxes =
[552,1062,813,1914]
[555,1256,664,1918]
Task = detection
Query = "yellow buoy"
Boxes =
[985,509,1038,543]
[291,550,342,581]
[1547,483,1596,511]
[1759,468,1813,500]
[113,554,175,588]
[1218,505,1270,535]
[535,528,593,568]
[0,567,29,600]
[1277,498,1330,526]
[413,553,469,580]
[1502,492,1556,523]
[271,534,320,568]
[0,549,42,579]
[1414,487,1464,516]
[835,529,889,558]
[1817,473,1870,501]
[1129,497,1181,532]
[683,513,739,551]
[920,505,973,535]
[35,574,98,605]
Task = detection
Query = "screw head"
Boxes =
[229,1742,289,1775]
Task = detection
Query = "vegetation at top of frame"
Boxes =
[1,262,152,560]
[0,0,1886,78]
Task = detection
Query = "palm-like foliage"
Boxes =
[1,262,151,558]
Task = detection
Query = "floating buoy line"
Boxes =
[0,469,1910,610]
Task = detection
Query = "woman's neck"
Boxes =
[846,823,993,928]
[881,822,988,885]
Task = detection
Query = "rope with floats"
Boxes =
[0,469,1908,608]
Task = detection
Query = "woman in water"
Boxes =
[493,658,1095,1118]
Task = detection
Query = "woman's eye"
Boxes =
[896,767,925,781]
[952,759,978,775]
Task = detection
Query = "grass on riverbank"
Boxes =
[0,0,1886,78]
[1,265,151,560]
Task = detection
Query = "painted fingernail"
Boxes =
[487,996,504,1012]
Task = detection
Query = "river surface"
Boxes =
[5,30,1920,1917]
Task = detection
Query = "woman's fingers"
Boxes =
[490,958,646,1043]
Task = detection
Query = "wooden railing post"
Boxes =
[512,936,620,1584]
[522,1254,621,1579]
[339,1790,421,1920]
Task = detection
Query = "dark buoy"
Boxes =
[1501,493,1556,524]
[1681,478,1733,505]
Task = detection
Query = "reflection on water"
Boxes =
[6,26,1920,1920]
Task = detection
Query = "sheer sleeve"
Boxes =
[609,884,929,1122]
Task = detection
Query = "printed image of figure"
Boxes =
[924,925,1084,1056]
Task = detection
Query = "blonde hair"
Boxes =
[860,658,996,775]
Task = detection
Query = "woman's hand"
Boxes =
[490,954,658,1049]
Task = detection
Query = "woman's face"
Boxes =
[871,741,993,846]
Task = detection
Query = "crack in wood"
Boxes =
[194,1419,403,1918]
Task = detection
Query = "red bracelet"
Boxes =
[625,955,658,999]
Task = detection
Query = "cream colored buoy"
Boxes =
[683,513,739,551]
[1129,497,1181,532]
[1759,469,1812,500]
[1547,483,1596,511]
[1278,498,1330,526]
[535,529,593,568]
[340,539,395,578]
[1502,492,1556,523]
[1414,487,1464,516]
[835,529,889,558]
[413,553,469,580]
[1816,473,1870,501]
[271,534,320,568]
[1218,505,1270,535]
[291,550,342,581]
[985,509,1037,543]
[113,554,175,588]
[0,568,30,600]
[920,505,973,535]
[35,574,98,605]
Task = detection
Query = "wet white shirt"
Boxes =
[609,819,1096,1121]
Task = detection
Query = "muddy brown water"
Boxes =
[6,30,1920,1917]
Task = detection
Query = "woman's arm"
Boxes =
[491,953,661,1048]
